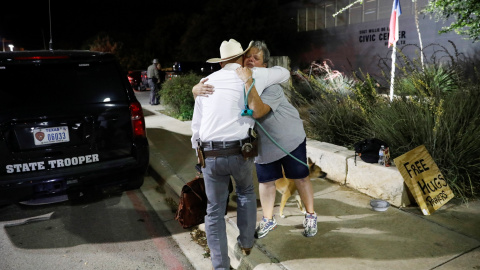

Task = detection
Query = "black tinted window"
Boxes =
[0,61,127,109]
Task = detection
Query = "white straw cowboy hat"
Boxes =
[206,39,253,63]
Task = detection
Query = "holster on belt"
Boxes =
[197,142,206,168]
[241,128,258,159]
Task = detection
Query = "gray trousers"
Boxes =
[148,79,159,104]
[202,154,257,270]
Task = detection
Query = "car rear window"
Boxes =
[0,61,127,109]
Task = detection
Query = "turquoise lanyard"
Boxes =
[241,78,254,116]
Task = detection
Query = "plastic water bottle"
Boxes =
[378,145,385,165]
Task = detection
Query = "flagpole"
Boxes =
[388,0,401,102]
[390,42,396,102]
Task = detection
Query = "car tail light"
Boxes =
[130,101,146,137]
[128,76,134,82]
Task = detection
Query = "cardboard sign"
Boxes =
[394,145,454,215]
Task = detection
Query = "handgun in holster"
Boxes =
[197,141,206,168]
[241,128,258,159]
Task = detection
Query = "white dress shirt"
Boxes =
[191,63,289,148]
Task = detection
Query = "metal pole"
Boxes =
[390,42,396,102]
[49,0,53,50]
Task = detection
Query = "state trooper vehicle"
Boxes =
[0,50,149,205]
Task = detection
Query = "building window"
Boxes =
[298,8,307,32]
[336,0,349,26]
[296,0,430,32]
[349,0,362,24]
[378,0,391,20]
[364,0,377,22]
[308,7,316,30]
[316,6,326,29]
[325,3,335,28]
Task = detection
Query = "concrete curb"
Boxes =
[306,139,411,207]
[144,105,412,269]
[141,104,480,270]
[144,105,410,207]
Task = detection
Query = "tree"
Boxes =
[85,33,146,72]
[88,34,122,54]
[146,13,191,64]
[425,0,480,42]
[414,0,425,69]
[175,0,301,62]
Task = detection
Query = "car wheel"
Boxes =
[125,175,144,190]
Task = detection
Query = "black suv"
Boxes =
[0,50,149,205]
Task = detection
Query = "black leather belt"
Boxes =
[203,147,242,157]
[201,138,250,149]
[201,137,250,157]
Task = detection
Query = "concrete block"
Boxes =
[306,139,348,152]
[306,140,352,185]
[346,157,412,207]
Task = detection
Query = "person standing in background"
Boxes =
[147,59,160,105]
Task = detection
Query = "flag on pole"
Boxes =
[388,0,402,48]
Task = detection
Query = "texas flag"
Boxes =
[388,0,402,48]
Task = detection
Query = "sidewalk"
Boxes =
[142,104,480,270]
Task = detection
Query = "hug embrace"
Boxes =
[190,38,319,270]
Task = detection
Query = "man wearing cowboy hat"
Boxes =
[193,41,319,240]
[191,38,289,270]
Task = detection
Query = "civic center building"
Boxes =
[287,0,480,77]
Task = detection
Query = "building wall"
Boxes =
[292,0,480,79]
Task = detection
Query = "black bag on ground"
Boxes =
[353,138,388,164]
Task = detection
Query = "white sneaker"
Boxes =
[303,212,317,237]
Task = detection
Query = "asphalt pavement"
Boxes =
[139,98,480,270]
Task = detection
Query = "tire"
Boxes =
[125,175,144,191]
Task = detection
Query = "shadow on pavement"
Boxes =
[1,184,171,249]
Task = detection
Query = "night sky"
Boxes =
[0,0,202,50]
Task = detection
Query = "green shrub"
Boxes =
[306,96,366,147]
[365,87,480,200]
[160,72,202,120]
[293,55,480,201]
[397,64,460,97]
[427,87,480,199]
[350,71,382,117]
[295,64,378,148]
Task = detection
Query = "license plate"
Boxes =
[33,126,70,145]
